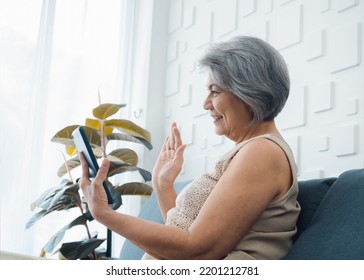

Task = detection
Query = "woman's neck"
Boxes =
[234,120,281,144]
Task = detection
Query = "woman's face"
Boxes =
[203,78,253,142]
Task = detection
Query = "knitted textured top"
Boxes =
[143,134,301,260]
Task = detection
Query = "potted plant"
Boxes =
[26,102,153,259]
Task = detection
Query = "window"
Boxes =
[0,0,155,259]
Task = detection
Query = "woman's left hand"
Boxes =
[78,152,111,220]
[152,122,186,191]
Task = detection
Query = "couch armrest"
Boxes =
[285,169,364,259]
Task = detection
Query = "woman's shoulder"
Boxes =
[230,134,296,199]
[221,134,289,167]
[237,135,288,164]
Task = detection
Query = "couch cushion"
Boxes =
[119,180,191,260]
[294,177,336,241]
[285,169,364,259]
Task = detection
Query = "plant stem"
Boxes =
[74,195,92,238]
[78,201,98,259]
[60,151,74,183]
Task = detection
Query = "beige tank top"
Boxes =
[143,134,301,260]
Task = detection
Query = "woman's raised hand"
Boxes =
[152,122,186,191]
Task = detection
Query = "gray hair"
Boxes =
[199,36,290,125]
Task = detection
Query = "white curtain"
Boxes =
[0,0,155,258]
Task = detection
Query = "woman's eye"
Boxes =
[211,91,219,97]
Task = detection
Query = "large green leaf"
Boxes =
[107,132,153,150]
[57,156,82,177]
[58,151,143,179]
[51,125,79,146]
[59,238,106,260]
[65,145,77,156]
[138,168,152,182]
[79,126,102,147]
[104,119,152,148]
[51,125,102,147]
[92,103,126,120]
[47,195,77,212]
[115,182,152,196]
[58,153,135,178]
[107,161,132,177]
[102,179,123,211]
[26,194,78,229]
[30,179,69,210]
[43,215,88,253]
[47,183,79,211]
[30,179,77,211]
[85,118,114,136]
[25,209,48,229]
[26,181,79,229]
[133,136,153,150]
[108,161,152,181]
[108,148,138,166]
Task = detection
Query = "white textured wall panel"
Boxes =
[157,0,364,181]
[285,135,301,174]
[214,0,237,37]
[319,0,330,13]
[275,4,302,50]
[193,9,212,48]
[312,81,334,113]
[329,22,361,73]
[241,20,268,41]
[179,84,192,107]
[191,83,209,118]
[262,0,273,14]
[300,169,324,180]
[333,124,358,157]
[210,134,225,146]
[168,0,183,33]
[277,86,307,129]
[305,30,325,61]
[165,63,180,96]
[346,98,359,116]
[183,154,207,178]
[183,0,195,29]
[179,122,195,145]
[167,40,179,62]
[279,0,295,6]
[241,0,257,17]
[335,0,358,12]
[317,135,329,152]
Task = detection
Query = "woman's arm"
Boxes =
[80,137,291,259]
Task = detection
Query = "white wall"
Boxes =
[144,0,364,181]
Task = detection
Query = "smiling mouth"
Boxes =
[212,115,223,122]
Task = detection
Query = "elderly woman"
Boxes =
[79,36,301,260]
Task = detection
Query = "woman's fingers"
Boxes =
[169,122,176,150]
[172,124,182,150]
[162,136,170,152]
[79,152,109,194]
[94,158,110,186]
[169,122,183,150]
[160,122,183,153]
[175,144,186,161]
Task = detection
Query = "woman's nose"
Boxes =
[203,95,212,110]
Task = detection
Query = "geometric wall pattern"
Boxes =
[162,0,363,181]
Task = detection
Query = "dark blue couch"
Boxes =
[120,169,364,260]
